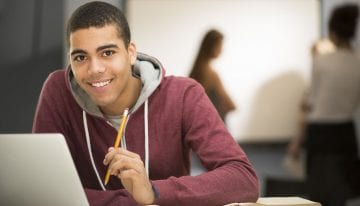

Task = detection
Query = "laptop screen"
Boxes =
[0,133,89,206]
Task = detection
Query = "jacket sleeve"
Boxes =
[152,81,259,206]
[85,189,139,206]
[32,72,140,206]
[32,72,75,135]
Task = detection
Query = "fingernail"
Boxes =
[103,159,107,165]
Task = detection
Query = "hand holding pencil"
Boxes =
[103,147,156,204]
[102,108,155,204]
[104,108,129,185]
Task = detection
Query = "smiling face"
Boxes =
[69,24,138,115]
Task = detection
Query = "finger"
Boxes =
[104,147,141,165]
[113,148,141,159]
[104,147,132,164]
[103,147,118,165]
[109,154,144,175]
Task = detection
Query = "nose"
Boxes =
[88,58,105,74]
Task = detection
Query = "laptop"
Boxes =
[0,133,89,206]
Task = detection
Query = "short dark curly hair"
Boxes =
[66,1,131,48]
[328,3,359,40]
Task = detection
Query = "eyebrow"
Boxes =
[70,44,119,56]
[96,44,119,52]
[70,49,86,56]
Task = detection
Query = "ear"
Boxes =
[128,42,137,65]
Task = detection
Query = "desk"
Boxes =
[224,196,321,206]
[146,196,321,206]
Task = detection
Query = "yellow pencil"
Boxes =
[104,108,129,185]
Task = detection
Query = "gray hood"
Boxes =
[68,52,164,117]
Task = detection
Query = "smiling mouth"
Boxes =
[89,79,111,88]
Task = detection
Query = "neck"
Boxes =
[330,34,353,50]
[337,42,352,50]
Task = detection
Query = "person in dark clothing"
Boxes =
[287,4,360,206]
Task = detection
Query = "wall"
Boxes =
[0,0,64,133]
[127,0,320,142]
[2,0,356,139]
[0,1,35,69]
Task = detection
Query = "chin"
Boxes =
[91,97,113,108]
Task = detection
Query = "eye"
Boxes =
[102,50,115,57]
[73,55,87,62]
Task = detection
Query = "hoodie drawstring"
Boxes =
[83,99,150,190]
[83,111,106,191]
[144,99,149,176]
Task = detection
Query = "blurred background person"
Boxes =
[189,29,236,123]
[287,3,360,206]
[284,38,336,179]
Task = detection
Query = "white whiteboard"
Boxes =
[127,0,320,143]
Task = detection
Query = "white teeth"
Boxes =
[91,80,111,87]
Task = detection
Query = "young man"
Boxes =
[33,1,259,205]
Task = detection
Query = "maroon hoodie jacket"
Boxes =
[33,53,259,206]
